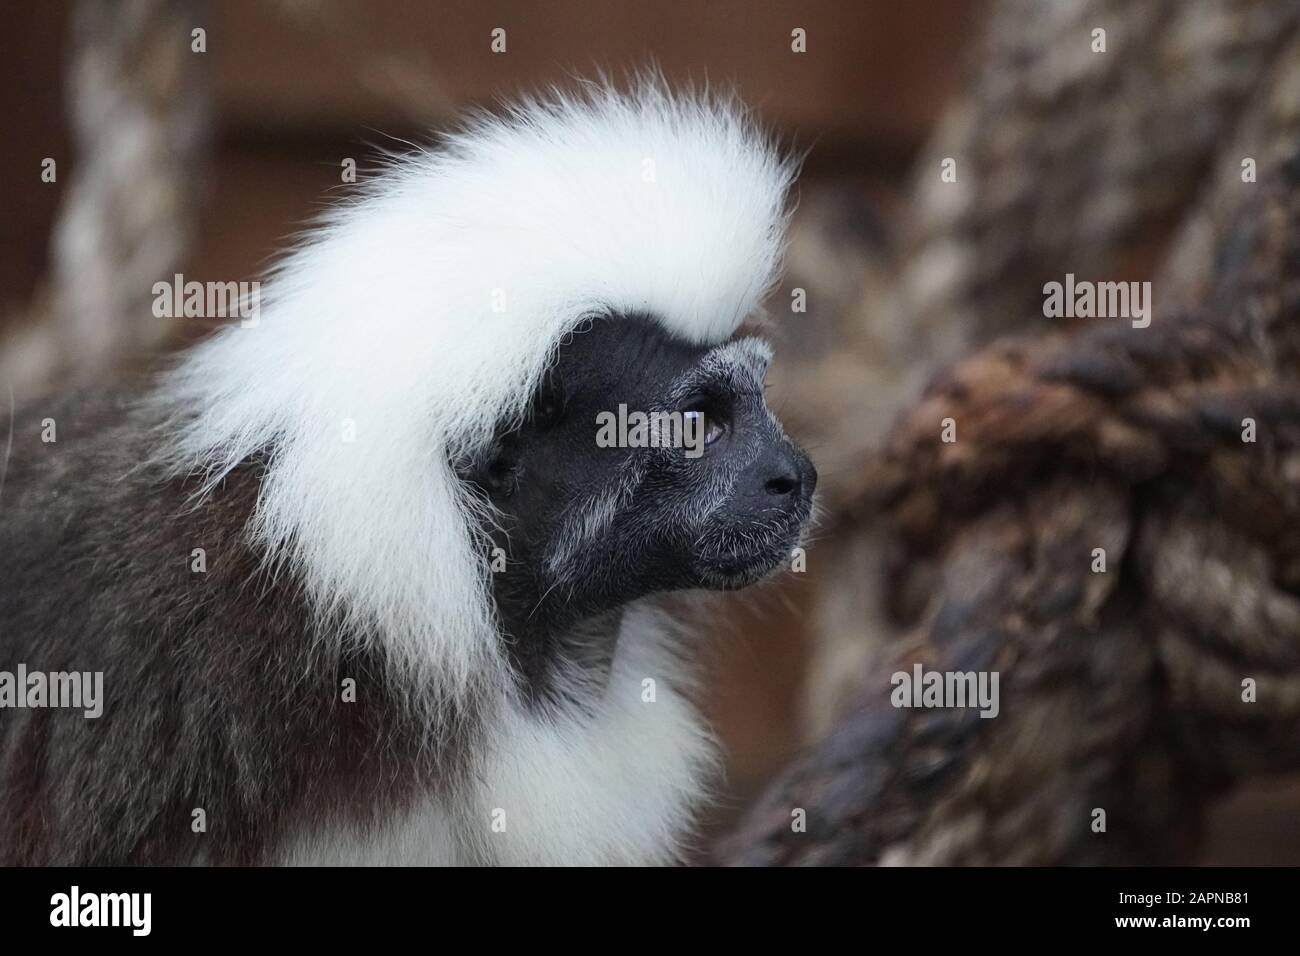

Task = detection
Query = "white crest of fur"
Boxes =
[157,79,796,702]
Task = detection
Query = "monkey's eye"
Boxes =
[683,407,726,447]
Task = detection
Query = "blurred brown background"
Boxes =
[1,0,975,338]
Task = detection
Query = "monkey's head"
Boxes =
[463,314,815,631]
[163,78,802,693]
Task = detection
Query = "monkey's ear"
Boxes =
[527,371,567,428]
[461,434,520,497]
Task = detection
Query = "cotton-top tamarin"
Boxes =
[0,80,815,865]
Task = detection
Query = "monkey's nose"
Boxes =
[763,448,816,499]
[765,473,799,496]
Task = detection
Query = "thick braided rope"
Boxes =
[720,69,1300,863]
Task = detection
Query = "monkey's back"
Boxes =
[0,388,439,864]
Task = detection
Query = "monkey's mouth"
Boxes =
[697,551,787,589]
[693,518,807,590]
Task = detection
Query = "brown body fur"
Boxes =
[0,388,454,864]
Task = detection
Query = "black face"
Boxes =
[461,314,815,678]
